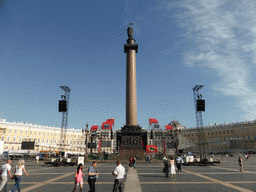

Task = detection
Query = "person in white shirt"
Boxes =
[10,159,28,192]
[0,159,13,192]
[112,161,125,192]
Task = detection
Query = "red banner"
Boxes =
[165,125,173,130]
[146,145,158,154]
[149,118,159,125]
[91,125,98,131]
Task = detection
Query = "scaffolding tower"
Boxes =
[193,85,205,159]
[59,86,71,152]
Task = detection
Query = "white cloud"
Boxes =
[167,0,256,120]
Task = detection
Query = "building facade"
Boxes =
[180,121,256,154]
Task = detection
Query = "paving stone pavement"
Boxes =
[0,156,255,192]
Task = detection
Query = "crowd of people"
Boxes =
[72,160,125,192]
[162,155,183,178]
[0,159,125,192]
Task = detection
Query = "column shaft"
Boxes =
[126,49,137,125]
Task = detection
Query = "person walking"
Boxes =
[88,161,98,192]
[112,160,125,192]
[0,159,13,192]
[163,156,169,177]
[10,159,28,192]
[132,156,136,169]
[238,157,243,172]
[176,156,182,174]
[129,157,133,169]
[73,163,84,192]
[169,157,176,178]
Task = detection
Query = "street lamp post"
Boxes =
[82,123,89,161]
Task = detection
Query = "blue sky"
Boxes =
[1,0,256,130]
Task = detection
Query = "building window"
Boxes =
[19,137,22,142]
[241,130,244,133]
[225,146,227,150]
[227,130,229,134]
[220,138,222,142]
[223,131,225,134]
[242,136,245,140]
[38,139,40,143]
[43,132,45,135]
[252,128,255,132]
[219,131,221,135]
[8,130,11,133]
[18,146,20,150]
[247,128,249,132]
[212,132,214,135]
[39,132,41,135]
[74,141,76,144]
[51,133,53,136]
[231,130,233,133]
[248,136,251,140]
[47,133,49,136]
[54,139,56,144]
[12,146,14,150]
[20,130,23,134]
[236,130,238,133]
[34,132,36,135]
[30,131,32,134]
[25,131,27,134]
[74,135,76,138]
[46,139,49,143]
[67,135,69,137]
[77,141,79,144]
[14,130,17,133]
[192,134,193,137]
[50,139,53,144]
[13,137,16,142]
[67,140,69,144]
[42,139,45,143]
[3,130,5,133]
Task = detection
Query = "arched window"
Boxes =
[46,139,49,143]
[77,141,79,145]
[13,136,16,142]
[42,139,45,143]
[54,139,56,144]
[51,139,53,144]
[1,136,4,141]
[38,138,41,143]
[19,137,22,142]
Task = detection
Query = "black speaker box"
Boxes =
[59,100,67,112]
[197,99,205,111]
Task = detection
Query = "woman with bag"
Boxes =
[73,163,84,192]
[11,159,28,192]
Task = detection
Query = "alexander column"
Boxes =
[125,22,138,126]
[118,23,146,159]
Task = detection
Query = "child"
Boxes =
[73,163,84,192]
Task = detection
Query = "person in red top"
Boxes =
[129,157,133,169]
[73,163,84,192]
